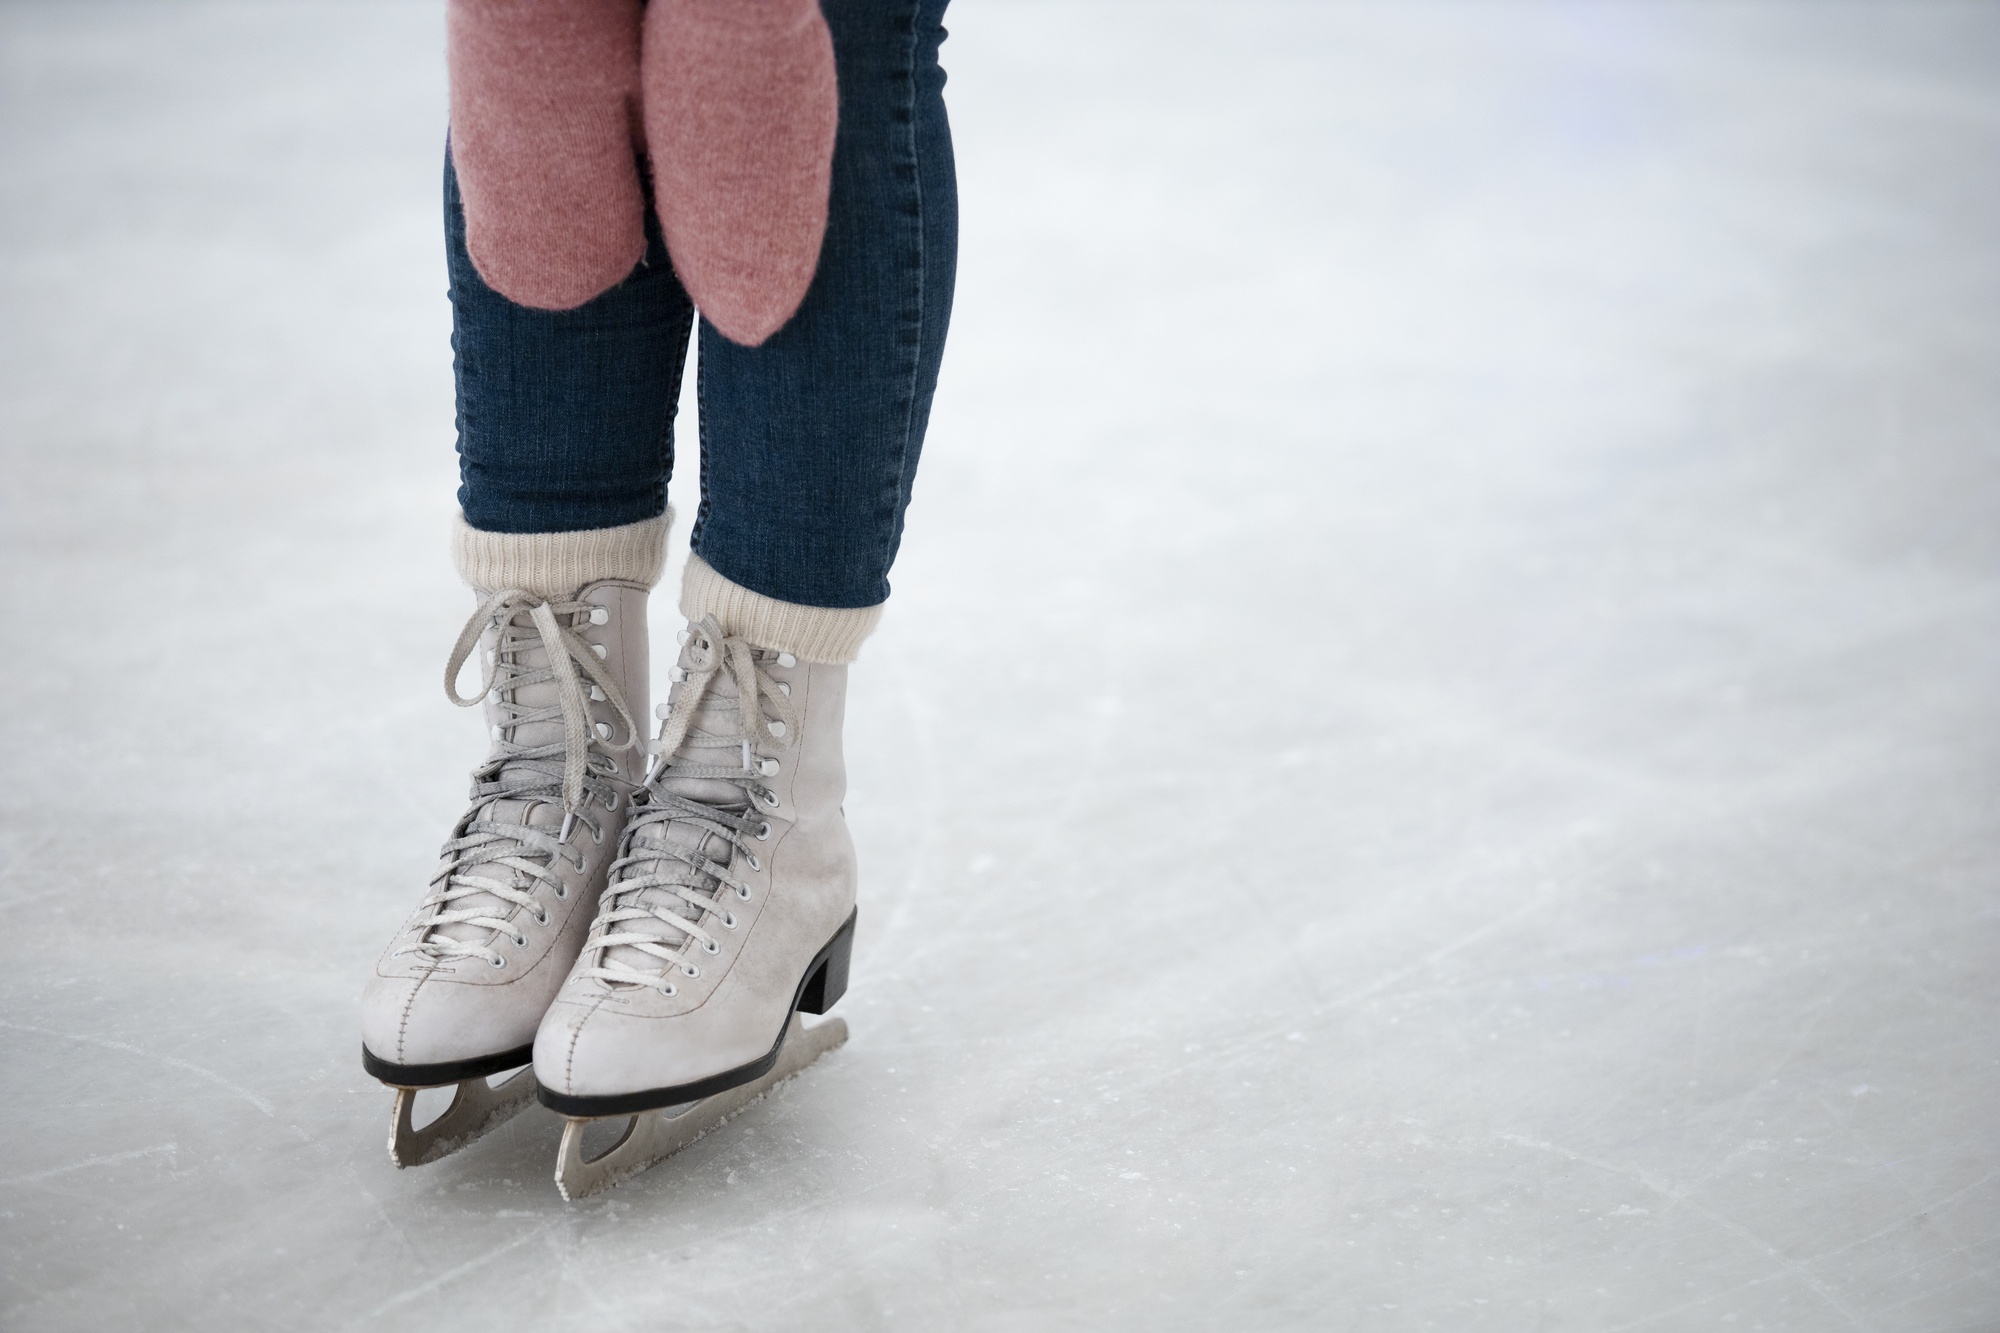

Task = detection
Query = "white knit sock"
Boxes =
[680,553,883,665]
[451,511,673,598]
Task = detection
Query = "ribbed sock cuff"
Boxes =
[680,553,883,664]
[452,511,673,598]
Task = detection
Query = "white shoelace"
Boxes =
[575,615,798,994]
[393,590,640,969]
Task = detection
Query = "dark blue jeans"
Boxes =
[449,0,956,610]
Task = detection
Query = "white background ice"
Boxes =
[1,2,1996,1329]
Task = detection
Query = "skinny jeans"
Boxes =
[447,0,956,610]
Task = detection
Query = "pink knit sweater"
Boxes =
[447,0,837,347]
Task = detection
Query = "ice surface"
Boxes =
[2,2,1997,1329]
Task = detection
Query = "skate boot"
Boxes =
[536,558,870,1198]
[361,516,666,1167]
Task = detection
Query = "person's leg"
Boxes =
[360,148,693,1161]
[685,0,958,635]
[448,146,695,535]
[533,0,958,1136]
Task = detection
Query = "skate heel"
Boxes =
[796,908,856,1015]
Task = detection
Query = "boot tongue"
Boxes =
[427,605,573,952]
[599,647,758,978]
[596,814,740,977]
[424,795,564,948]
[491,607,572,772]
[653,661,756,805]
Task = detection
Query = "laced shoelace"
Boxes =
[574,615,799,995]
[392,590,641,969]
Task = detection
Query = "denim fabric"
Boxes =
[449,0,957,611]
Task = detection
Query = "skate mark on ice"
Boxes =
[1870,1251,2000,1318]
[1311,881,1563,1015]
[1838,1168,1998,1252]
[354,1185,415,1259]
[1599,1166,1999,1332]
[0,830,74,910]
[1678,983,1844,1196]
[359,1221,556,1320]
[1498,1132,1869,1330]
[0,1142,177,1187]
[0,1019,275,1115]
[1599,1264,1812,1332]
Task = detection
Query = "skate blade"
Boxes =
[554,1013,849,1202]
[388,1065,540,1168]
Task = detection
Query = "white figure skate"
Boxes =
[362,574,652,1167]
[535,614,855,1199]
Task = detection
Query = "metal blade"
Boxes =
[555,1013,849,1201]
[388,1065,540,1168]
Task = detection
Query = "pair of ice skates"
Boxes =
[360,543,857,1199]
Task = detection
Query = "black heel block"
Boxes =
[797,908,856,1015]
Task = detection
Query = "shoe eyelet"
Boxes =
[604,791,619,810]
[702,939,719,955]
[589,606,609,626]
[555,884,569,899]
[744,853,761,872]
[756,821,771,841]
[660,984,677,997]
[756,758,781,777]
[489,956,506,969]
[513,933,527,948]
[683,963,699,977]
[721,912,737,929]
[535,909,550,925]
[735,885,752,901]
[776,652,797,668]
[760,790,780,808]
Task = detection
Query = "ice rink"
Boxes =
[3,2,1997,1328]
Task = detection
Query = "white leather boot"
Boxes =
[535,556,876,1196]
[360,515,667,1166]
